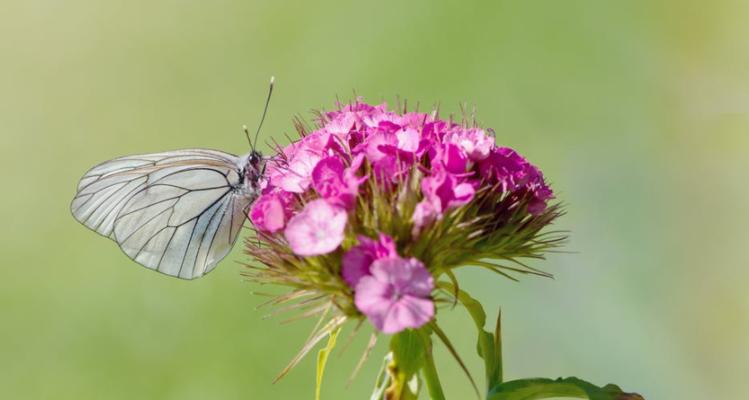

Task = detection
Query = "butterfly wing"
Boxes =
[71,149,254,279]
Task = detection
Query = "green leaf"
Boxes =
[315,326,341,400]
[487,377,645,400]
[438,282,502,391]
[416,330,446,400]
[389,329,425,378]
[429,322,480,397]
[384,330,428,400]
[370,352,393,400]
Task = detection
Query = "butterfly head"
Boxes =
[239,150,266,195]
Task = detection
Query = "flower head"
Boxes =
[247,99,562,335]
[354,256,434,334]
[244,98,565,390]
[284,199,347,256]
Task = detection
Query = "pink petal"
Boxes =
[396,128,420,153]
[341,233,398,287]
[342,247,373,287]
[249,193,288,233]
[312,156,345,198]
[356,256,435,334]
[380,296,434,334]
[354,275,392,315]
[284,200,347,256]
[412,200,438,231]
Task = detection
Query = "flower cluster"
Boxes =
[245,100,562,338]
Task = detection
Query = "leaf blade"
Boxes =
[315,326,342,400]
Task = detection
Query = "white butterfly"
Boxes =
[71,78,274,280]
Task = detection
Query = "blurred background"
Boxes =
[2,1,747,399]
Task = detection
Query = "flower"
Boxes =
[341,233,397,287]
[422,168,475,211]
[412,200,439,232]
[412,166,476,231]
[430,142,469,174]
[354,256,435,334]
[528,184,554,215]
[249,191,292,233]
[443,127,494,161]
[479,147,554,214]
[284,199,348,256]
[479,147,537,190]
[267,130,343,193]
[312,154,367,210]
[269,150,321,193]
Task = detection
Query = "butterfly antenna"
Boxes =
[249,76,275,152]
[243,124,252,150]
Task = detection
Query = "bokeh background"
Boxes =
[2,1,748,399]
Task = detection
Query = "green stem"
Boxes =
[383,362,419,400]
[385,330,424,400]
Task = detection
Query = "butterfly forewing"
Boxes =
[71,149,255,280]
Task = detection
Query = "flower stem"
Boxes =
[383,360,419,400]
[383,330,426,400]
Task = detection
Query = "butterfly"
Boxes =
[70,78,275,280]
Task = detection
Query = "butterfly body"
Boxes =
[237,151,267,197]
[71,149,267,280]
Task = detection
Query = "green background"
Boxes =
[2,1,747,399]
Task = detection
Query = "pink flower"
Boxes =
[267,130,346,193]
[354,256,435,334]
[421,167,475,212]
[479,147,537,191]
[377,127,425,158]
[430,143,469,174]
[359,130,397,163]
[357,123,422,162]
[444,128,494,161]
[284,199,347,256]
[528,184,554,215]
[312,155,367,209]
[268,149,321,193]
[412,200,438,234]
[341,233,397,287]
[412,167,475,232]
[325,112,356,136]
[422,120,451,142]
[478,147,554,215]
[397,112,432,130]
[249,191,293,233]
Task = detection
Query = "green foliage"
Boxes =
[432,283,644,399]
[438,281,503,391]
[389,330,425,378]
[315,326,341,400]
[417,330,446,400]
[487,377,644,400]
